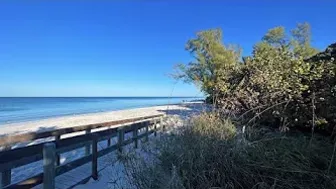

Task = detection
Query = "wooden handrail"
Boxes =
[0,114,164,147]
[0,114,164,189]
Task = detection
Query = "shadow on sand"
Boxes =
[158,103,210,119]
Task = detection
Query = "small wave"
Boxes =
[0,107,28,112]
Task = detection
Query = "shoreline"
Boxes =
[0,102,205,137]
[0,97,203,125]
[0,102,183,125]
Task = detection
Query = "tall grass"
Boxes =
[122,113,336,189]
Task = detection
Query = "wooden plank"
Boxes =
[97,144,118,157]
[54,175,73,189]
[0,145,43,171]
[54,177,72,189]
[56,141,90,154]
[1,154,42,172]
[56,173,87,189]
[65,174,91,189]
[55,155,92,177]
[4,173,43,189]
[54,163,92,189]
[0,114,164,146]
[59,167,88,184]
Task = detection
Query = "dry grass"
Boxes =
[121,113,336,189]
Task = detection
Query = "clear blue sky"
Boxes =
[0,1,335,97]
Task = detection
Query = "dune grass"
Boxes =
[121,113,336,189]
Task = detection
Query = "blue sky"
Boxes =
[0,1,335,97]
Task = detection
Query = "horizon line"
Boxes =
[0,96,204,98]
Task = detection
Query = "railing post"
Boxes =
[85,129,91,156]
[107,138,111,147]
[145,122,149,142]
[0,172,3,189]
[118,128,124,153]
[133,124,138,148]
[161,116,165,132]
[154,119,157,137]
[0,173,3,189]
[92,135,98,180]
[107,127,112,147]
[43,143,56,189]
[1,146,11,188]
[55,135,61,166]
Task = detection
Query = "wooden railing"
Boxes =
[0,114,164,189]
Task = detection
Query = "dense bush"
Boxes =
[123,114,336,189]
[176,23,336,135]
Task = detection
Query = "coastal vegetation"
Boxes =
[122,23,336,189]
[175,22,335,135]
[123,114,336,189]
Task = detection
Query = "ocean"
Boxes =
[0,97,201,125]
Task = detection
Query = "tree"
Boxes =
[262,26,287,47]
[175,29,241,100]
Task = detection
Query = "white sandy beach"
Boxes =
[0,102,206,137]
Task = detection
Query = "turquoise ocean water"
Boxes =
[0,97,200,125]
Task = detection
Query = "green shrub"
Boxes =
[175,23,336,135]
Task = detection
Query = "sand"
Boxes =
[0,102,206,137]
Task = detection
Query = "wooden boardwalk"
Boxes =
[0,114,161,189]
[32,131,142,189]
